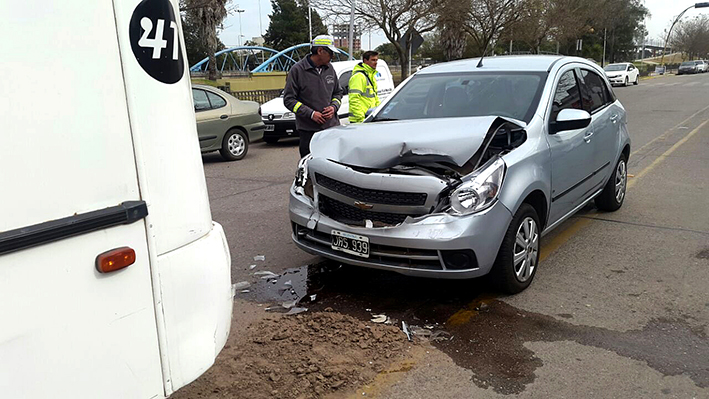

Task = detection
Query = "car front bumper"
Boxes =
[607,76,626,85]
[289,184,513,279]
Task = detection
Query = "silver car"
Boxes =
[289,56,630,293]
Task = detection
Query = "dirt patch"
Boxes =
[172,311,416,399]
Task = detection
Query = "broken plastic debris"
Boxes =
[371,314,389,323]
[240,289,250,293]
[233,281,250,290]
[249,264,257,270]
[365,308,372,312]
[365,219,373,228]
[254,271,279,279]
[402,321,412,341]
[282,300,297,309]
[283,280,293,287]
[286,307,308,315]
[254,255,266,261]
[310,294,317,302]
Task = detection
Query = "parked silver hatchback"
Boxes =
[289,56,630,293]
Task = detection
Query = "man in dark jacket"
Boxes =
[283,35,344,157]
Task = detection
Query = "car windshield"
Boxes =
[681,62,695,66]
[694,61,703,65]
[604,64,626,71]
[372,72,546,123]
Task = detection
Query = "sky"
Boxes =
[218,0,709,52]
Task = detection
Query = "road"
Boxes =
[175,72,709,399]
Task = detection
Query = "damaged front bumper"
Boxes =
[289,184,513,279]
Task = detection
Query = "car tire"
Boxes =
[595,153,627,212]
[263,137,280,144]
[634,75,639,85]
[219,128,248,161]
[490,203,541,294]
[624,76,629,86]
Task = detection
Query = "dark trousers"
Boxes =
[299,130,318,158]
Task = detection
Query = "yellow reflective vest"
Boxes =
[348,62,380,123]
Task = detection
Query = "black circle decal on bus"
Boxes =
[129,0,184,84]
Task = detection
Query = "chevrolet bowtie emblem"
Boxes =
[354,201,374,210]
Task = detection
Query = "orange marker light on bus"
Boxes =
[96,247,136,273]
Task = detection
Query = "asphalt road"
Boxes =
[194,71,709,398]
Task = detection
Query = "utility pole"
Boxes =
[308,5,312,43]
[602,28,606,67]
[236,7,245,67]
[348,0,355,60]
[258,0,263,38]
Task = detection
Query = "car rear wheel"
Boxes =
[634,75,639,85]
[595,153,627,211]
[491,203,540,294]
[220,129,248,161]
[263,137,280,144]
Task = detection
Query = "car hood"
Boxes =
[310,116,523,169]
[261,97,287,116]
[605,71,626,77]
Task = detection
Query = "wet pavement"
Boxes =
[236,261,709,395]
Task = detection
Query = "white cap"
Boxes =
[311,35,341,54]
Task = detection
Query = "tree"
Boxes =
[182,8,226,67]
[672,15,709,60]
[462,0,520,55]
[374,42,401,64]
[264,0,327,50]
[181,0,229,80]
[317,0,440,80]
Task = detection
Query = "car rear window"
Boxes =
[373,72,546,123]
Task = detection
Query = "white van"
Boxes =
[260,59,396,143]
[0,1,232,398]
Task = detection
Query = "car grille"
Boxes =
[319,195,420,226]
[315,173,427,206]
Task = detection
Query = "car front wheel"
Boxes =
[491,203,540,294]
[220,129,248,161]
[595,153,627,211]
[634,75,639,85]
[624,76,629,86]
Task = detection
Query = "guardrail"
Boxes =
[225,88,282,104]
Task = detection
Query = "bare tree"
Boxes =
[181,0,229,80]
[462,0,519,55]
[512,0,589,54]
[316,0,440,79]
[437,0,468,60]
[671,15,709,60]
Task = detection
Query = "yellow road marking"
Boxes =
[633,103,709,156]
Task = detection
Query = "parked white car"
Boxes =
[260,59,396,143]
[603,62,639,86]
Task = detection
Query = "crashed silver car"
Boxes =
[289,55,630,293]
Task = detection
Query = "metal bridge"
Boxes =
[189,43,351,74]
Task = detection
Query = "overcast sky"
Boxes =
[218,0,709,51]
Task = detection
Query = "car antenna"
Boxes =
[477,41,490,68]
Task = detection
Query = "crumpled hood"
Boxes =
[310,116,521,169]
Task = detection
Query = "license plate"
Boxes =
[265,124,275,131]
[331,230,369,258]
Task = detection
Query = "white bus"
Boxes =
[0,1,233,397]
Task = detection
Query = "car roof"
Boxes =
[416,55,570,74]
[331,59,389,74]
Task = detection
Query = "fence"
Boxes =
[216,83,282,104]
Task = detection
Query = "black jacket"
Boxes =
[283,56,343,132]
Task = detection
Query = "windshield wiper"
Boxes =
[372,117,399,122]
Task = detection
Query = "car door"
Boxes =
[546,68,597,225]
[578,68,619,187]
[193,88,229,149]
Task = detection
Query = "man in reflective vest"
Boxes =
[348,51,380,123]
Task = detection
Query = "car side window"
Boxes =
[192,89,211,111]
[206,91,227,109]
[551,70,582,122]
[339,71,352,91]
[579,69,610,113]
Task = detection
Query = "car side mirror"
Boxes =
[550,109,591,134]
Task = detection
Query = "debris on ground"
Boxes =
[233,281,251,291]
[285,307,308,315]
[249,264,257,270]
[171,312,415,399]
[309,294,317,302]
[371,314,389,324]
[254,271,279,279]
[254,255,266,262]
[402,321,412,341]
[281,300,297,309]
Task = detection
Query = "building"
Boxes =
[331,24,361,51]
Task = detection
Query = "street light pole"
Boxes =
[661,2,709,66]
[309,6,312,43]
[236,7,245,68]
[348,0,355,60]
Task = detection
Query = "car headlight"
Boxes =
[294,154,312,188]
[449,157,506,215]
[283,112,296,120]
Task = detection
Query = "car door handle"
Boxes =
[583,131,594,143]
[220,114,228,120]
[610,114,619,123]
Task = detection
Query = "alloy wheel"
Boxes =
[615,159,627,203]
[228,133,245,157]
[513,217,538,282]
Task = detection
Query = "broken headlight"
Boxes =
[449,157,506,215]
[294,154,312,188]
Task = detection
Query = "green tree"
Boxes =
[374,43,401,64]
[181,0,229,80]
[182,11,226,67]
[264,0,327,50]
